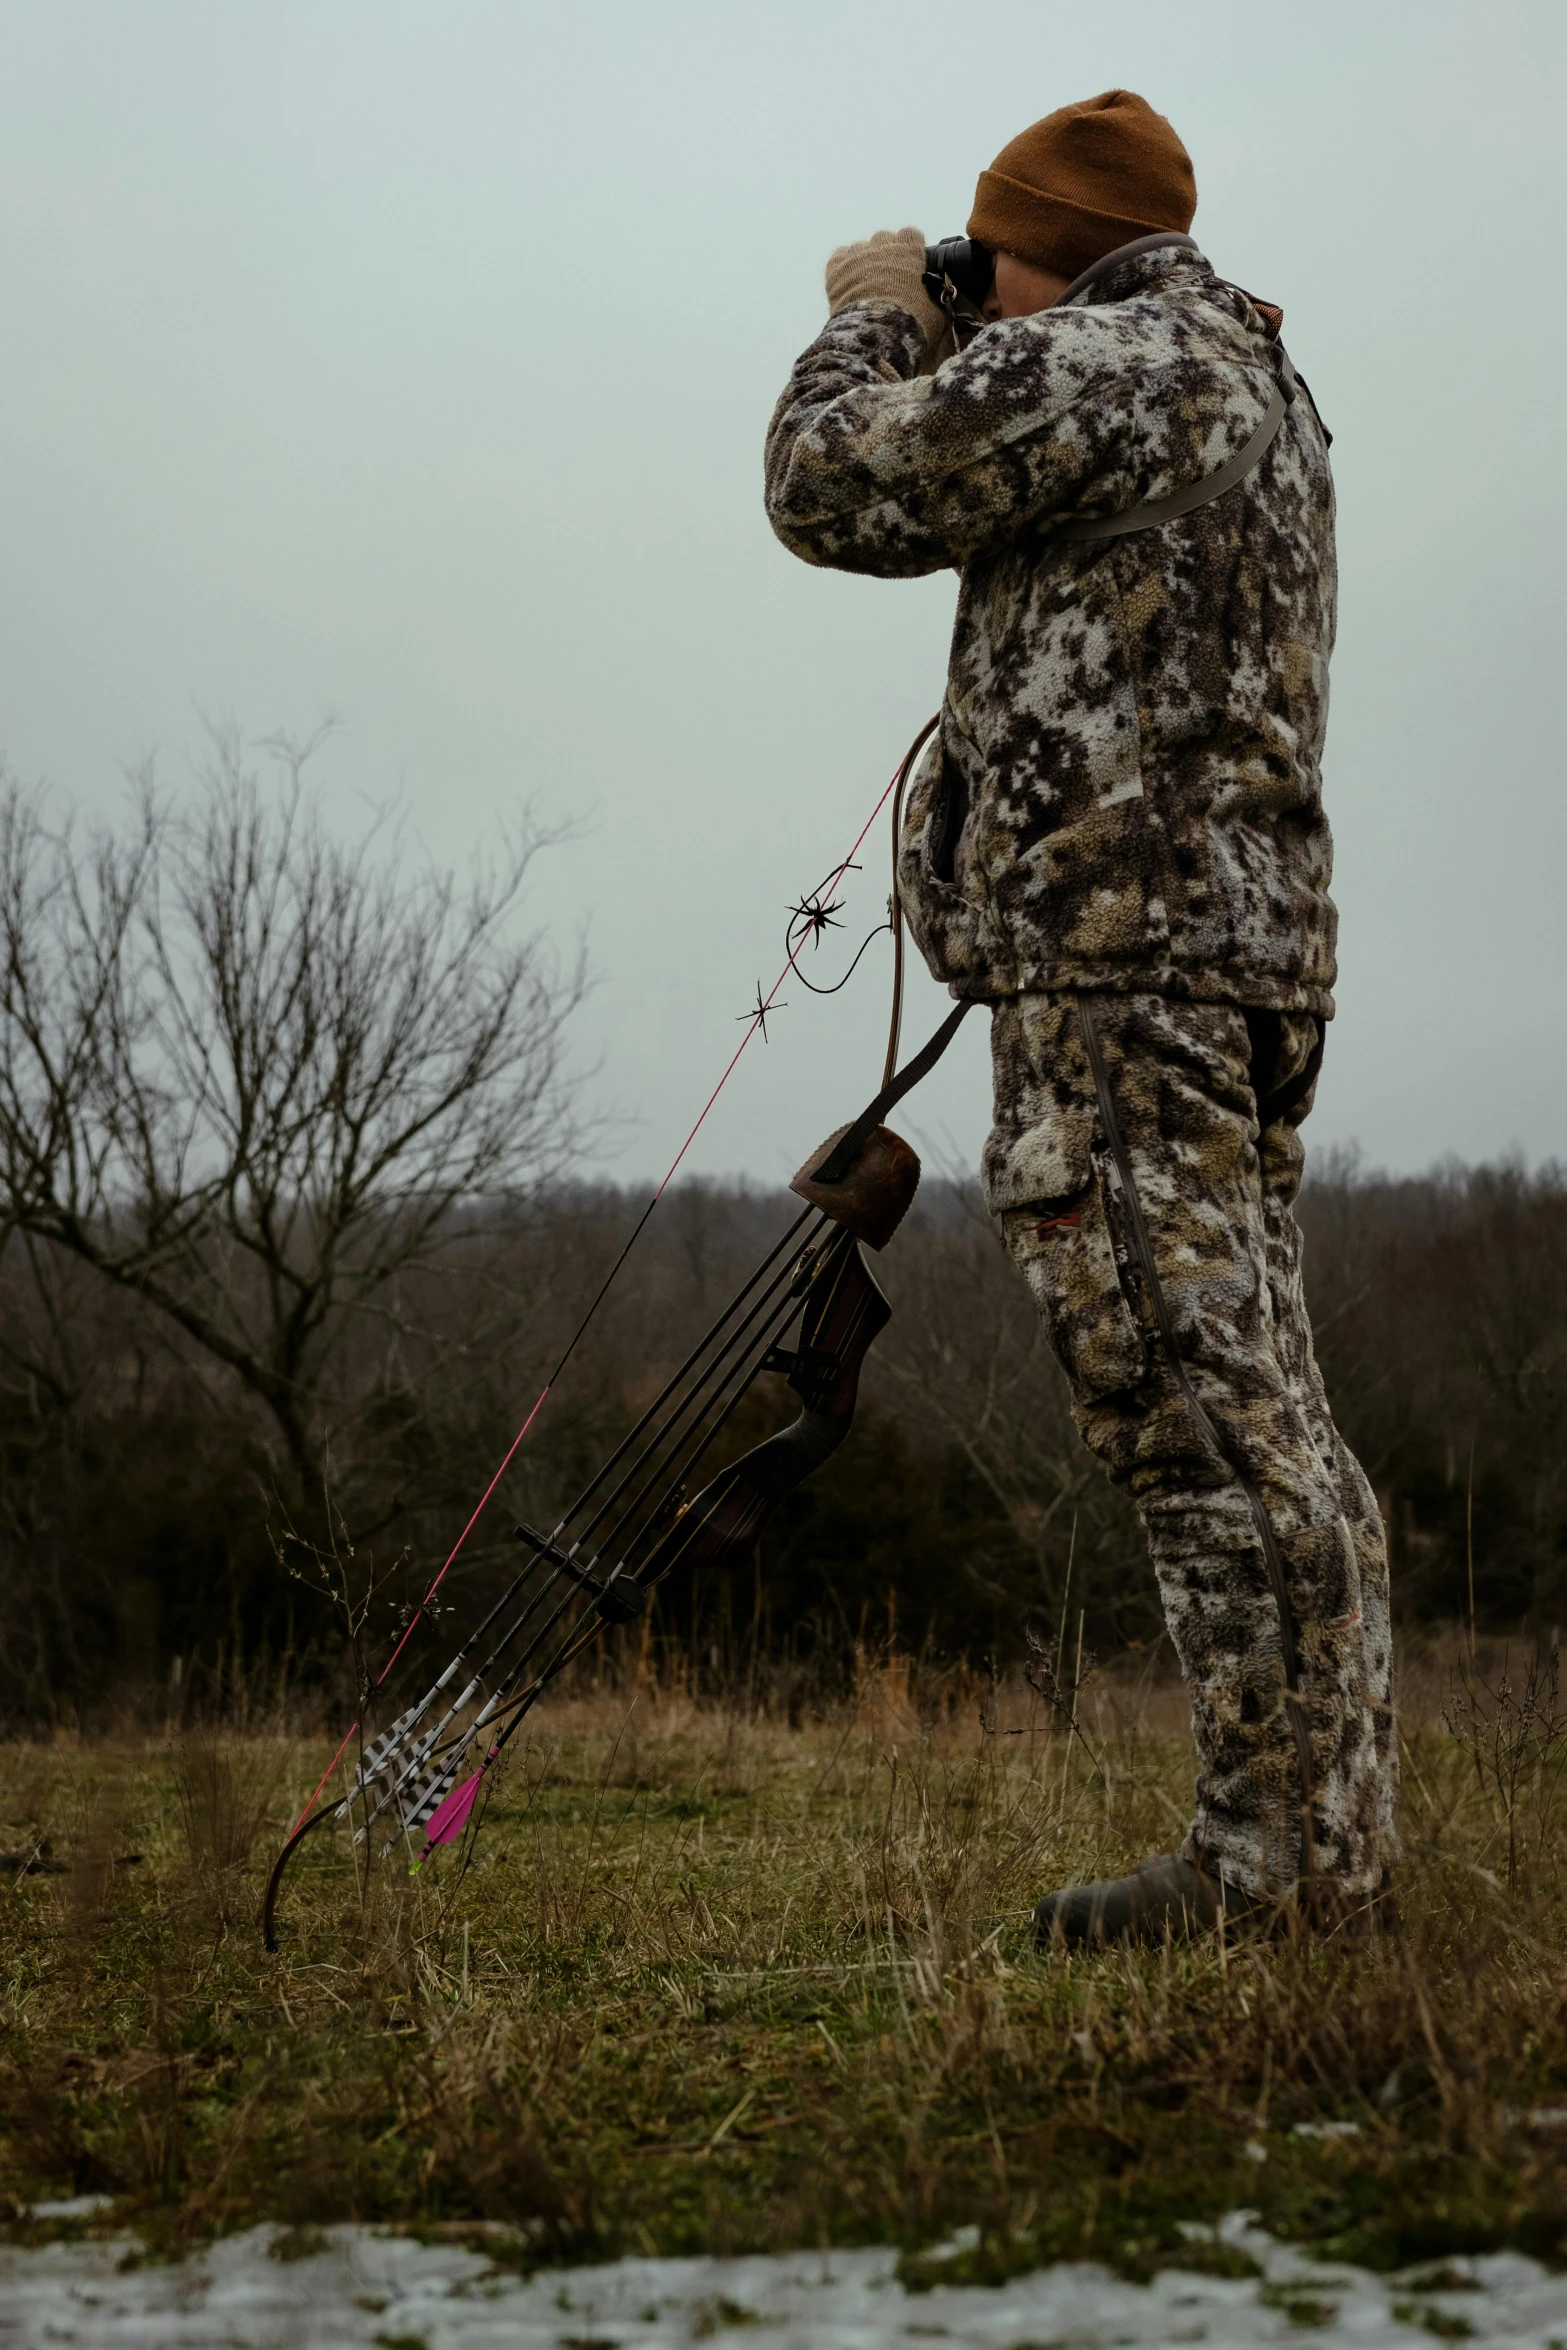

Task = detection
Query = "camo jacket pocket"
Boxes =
[897,703,1009,991]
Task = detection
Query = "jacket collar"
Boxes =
[1056,232,1204,311]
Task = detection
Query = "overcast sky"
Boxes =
[1,0,1562,1191]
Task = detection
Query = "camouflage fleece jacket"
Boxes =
[765,236,1338,1015]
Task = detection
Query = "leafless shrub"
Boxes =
[1444,1643,1567,1894]
[173,1734,283,1897]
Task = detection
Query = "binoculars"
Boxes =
[922,235,995,316]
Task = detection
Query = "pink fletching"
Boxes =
[422,1768,483,1851]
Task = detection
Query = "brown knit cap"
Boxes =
[968,90,1196,280]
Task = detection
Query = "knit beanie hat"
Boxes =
[968,90,1196,281]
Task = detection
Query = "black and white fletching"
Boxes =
[380,1733,475,1855]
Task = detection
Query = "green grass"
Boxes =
[5,1654,1567,2276]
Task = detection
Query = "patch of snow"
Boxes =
[1291,2120,1363,2139]
[0,2208,1562,2346]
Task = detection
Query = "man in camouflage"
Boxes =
[765,89,1397,1939]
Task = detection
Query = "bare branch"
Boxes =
[0,736,587,1499]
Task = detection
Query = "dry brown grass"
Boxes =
[4,1642,1567,2277]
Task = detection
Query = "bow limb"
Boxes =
[261,1804,338,1953]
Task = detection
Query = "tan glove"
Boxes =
[824,226,947,359]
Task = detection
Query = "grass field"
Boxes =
[5,1646,1567,2284]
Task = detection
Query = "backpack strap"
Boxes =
[1054,347,1299,549]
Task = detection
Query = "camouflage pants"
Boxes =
[985,992,1398,1900]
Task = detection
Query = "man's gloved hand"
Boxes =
[824,227,948,362]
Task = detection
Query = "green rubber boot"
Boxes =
[1033,1853,1262,1948]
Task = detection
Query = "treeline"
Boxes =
[1296,1150,1567,1625]
[2,1153,1564,1722]
[0,745,1561,1722]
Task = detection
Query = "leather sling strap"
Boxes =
[1053,347,1299,550]
[812,998,974,1187]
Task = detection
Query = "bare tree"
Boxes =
[0,727,586,1503]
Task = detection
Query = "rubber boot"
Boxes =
[1033,1853,1263,1948]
